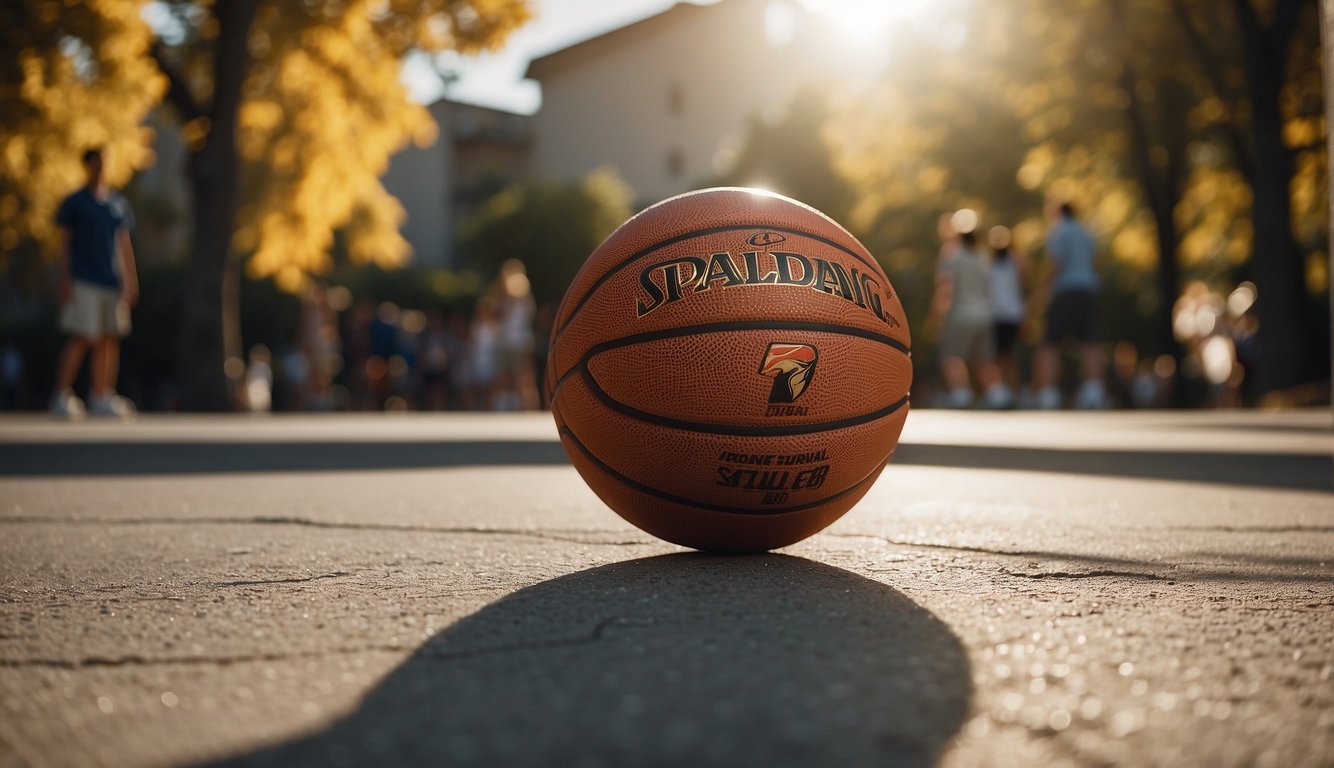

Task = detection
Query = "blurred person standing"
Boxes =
[340,297,375,410]
[533,302,557,409]
[467,297,502,409]
[496,259,538,410]
[418,310,452,411]
[1,340,24,410]
[987,225,1026,406]
[278,342,309,411]
[367,302,401,409]
[50,148,139,419]
[930,226,1005,408]
[445,311,470,410]
[299,284,341,410]
[244,345,273,413]
[1032,201,1106,409]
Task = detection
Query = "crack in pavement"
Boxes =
[418,616,652,662]
[211,571,354,588]
[825,533,1334,583]
[1003,570,1168,581]
[826,532,1131,562]
[1163,525,1334,534]
[0,645,410,670]
[0,618,653,670]
[0,515,650,546]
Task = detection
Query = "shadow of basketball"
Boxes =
[212,554,971,768]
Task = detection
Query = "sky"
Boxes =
[401,0,939,114]
[402,0,687,114]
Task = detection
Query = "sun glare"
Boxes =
[797,0,935,44]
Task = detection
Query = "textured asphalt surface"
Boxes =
[0,410,1331,767]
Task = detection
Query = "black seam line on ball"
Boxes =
[581,367,910,436]
[557,426,885,517]
[554,222,887,341]
[550,319,912,398]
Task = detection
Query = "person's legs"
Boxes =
[1031,343,1062,409]
[994,322,1022,391]
[1075,341,1109,409]
[1072,291,1108,409]
[91,335,118,399]
[973,328,1012,409]
[1032,343,1058,390]
[938,356,972,407]
[941,356,969,391]
[50,336,91,418]
[56,336,90,393]
[1033,291,1075,409]
[1080,342,1105,382]
[937,320,974,407]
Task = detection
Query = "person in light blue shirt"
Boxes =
[1031,201,1107,409]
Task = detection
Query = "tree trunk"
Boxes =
[179,149,241,411]
[177,0,258,410]
[1247,59,1310,394]
[1323,0,1334,402]
[1234,0,1318,395]
[1115,0,1187,403]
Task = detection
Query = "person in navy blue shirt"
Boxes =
[50,148,140,419]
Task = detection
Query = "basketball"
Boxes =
[548,188,912,551]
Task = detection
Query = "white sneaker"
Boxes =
[1075,379,1110,410]
[1033,387,1062,410]
[88,392,137,420]
[980,383,1015,410]
[50,389,86,420]
[943,387,973,409]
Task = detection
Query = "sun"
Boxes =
[797,0,936,44]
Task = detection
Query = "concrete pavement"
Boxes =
[0,410,1331,767]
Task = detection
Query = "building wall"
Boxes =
[128,110,190,265]
[526,0,830,207]
[381,100,453,268]
[381,100,531,268]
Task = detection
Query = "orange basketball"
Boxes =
[548,188,911,552]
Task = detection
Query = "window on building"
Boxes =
[667,83,684,115]
[666,149,684,179]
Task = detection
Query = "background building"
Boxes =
[523,0,832,207]
[381,98,531,268]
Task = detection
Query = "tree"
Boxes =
[2,0,529,409]
[833,0,1324,399]
[0,1,164,284]
[714,84,858,230]
[457,169,633,306]
[1179,0,1326,394]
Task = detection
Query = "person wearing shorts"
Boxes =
[988,225,1026,407]
[50,148,139,419]
[1032,201,1106,409]
[930,226,1005,408]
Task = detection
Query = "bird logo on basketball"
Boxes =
[759,342,819,403]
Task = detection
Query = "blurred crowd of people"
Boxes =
[928,200,1259,410]
[234,258,551,414]
[8,180,1269,416]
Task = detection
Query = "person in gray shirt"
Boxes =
[1031,201,1107,409]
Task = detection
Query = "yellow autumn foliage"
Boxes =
[0,0,165,260]
[2,0,529,289]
